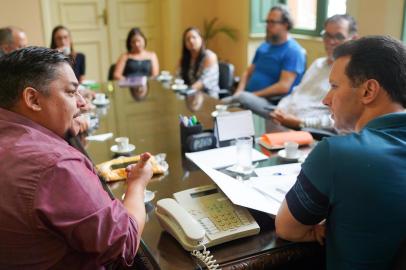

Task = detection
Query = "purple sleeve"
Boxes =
[34,158,140,267]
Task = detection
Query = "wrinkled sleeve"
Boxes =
[285,140,332,225]
[34,158,140,267]
[282,47,306,75]
[302,114,335,130]
[200,63,220,94]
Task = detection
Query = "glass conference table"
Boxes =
[83,80,324,270]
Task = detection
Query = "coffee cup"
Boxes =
[95,93,106,103]
[284,141,299,158]
[115,137,129,151]
[161,70,170,76]
[174,78,184,86]
[61,47,71,55]
[215,104,228,115]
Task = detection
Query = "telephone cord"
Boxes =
[191,243,221,270]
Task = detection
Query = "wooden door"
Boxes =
[106,0,161,66]
[42,0,110,82]
[42,0,161,82]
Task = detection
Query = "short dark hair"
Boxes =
[270,5,293,30]
[126,27,147,52]
[325,14,358,36]
[0,46,72,109]
[0,27,13,46]
[333,35,406,107]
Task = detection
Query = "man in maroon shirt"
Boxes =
[0,47,153,269]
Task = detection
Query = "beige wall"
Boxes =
[348,0,404,38]
[0,0,45,46]
[1,0,405,78]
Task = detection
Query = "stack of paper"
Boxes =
[197,162,301,216]
[185,146,268,169]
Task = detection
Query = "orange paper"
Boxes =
[260,131,313,148]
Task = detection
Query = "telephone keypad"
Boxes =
[200,197,252,232]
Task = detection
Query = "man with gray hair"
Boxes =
[0,26,28,57]
[269,14,358,132]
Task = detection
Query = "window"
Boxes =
[250,0,347,37]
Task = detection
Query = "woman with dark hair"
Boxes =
[114,27,159,80]
[50,25,85,83]
[179,27,220,98]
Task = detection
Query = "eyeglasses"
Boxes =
[320,30,347,42]
[265,19,284,25]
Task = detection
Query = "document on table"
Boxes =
[185,146,268,169]
[198,162,301,216]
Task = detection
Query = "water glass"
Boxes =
[235,136,253,174]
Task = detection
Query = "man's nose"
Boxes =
[76,92,86,108]
[322,91,332,106]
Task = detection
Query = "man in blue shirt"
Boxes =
[276,36,406,270]
[231,5,306,118]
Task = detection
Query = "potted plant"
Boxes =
[202,17,238,48]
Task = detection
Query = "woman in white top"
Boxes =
[179,27,220,98]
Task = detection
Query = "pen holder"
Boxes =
[180,122,203,153]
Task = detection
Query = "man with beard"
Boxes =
[0,47,153,269]
[230,5,306,118]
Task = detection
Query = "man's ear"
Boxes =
[22,87,42,111]
[360,79,380,105]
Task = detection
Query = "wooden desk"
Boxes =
[85,81,324,269]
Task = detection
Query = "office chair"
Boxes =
[301,127,337,140]
[108,63,116,81]
[218,61,235,99]
[392,238,406,270]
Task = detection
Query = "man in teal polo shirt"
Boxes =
[275,36,406,270]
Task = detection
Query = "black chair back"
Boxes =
[108,64,116,80]
[218,62,234,90]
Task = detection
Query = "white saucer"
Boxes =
[121,190,155,203]
[171,84,188,91]
[278,149,301,161]
[144,190,155,203]
[157,75,173,81]
[92,99,110,106]
[110,144,136,154]
[211,110,230,118]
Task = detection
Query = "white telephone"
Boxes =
[155,184,260,251]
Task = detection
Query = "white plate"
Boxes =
[210,110,230,118]
[171,84,188,91]
[110,144,136,154]
[92,99,110,106]
[277,149,300,161]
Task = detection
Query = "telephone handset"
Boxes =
[155,184,260,251]
[156,198,205,250]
